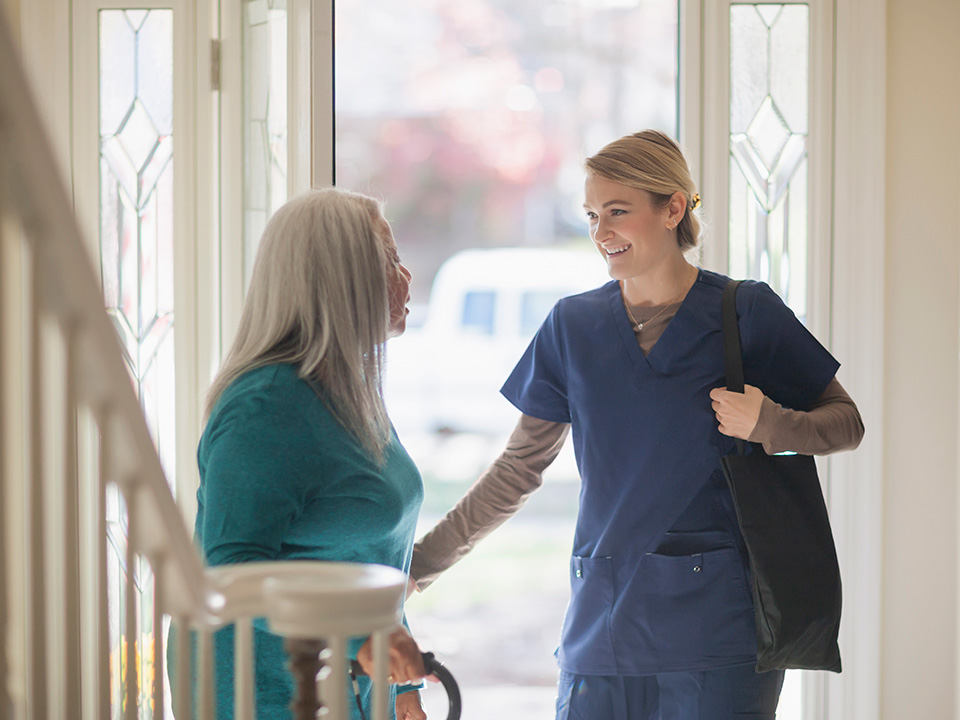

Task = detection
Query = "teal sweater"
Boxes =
[191,363,423,719]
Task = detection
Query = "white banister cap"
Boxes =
[207,561,406,637]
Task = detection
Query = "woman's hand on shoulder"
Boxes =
[710,384,765,440]
[396,689,427,720]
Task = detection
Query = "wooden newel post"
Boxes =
[286,638,328,720]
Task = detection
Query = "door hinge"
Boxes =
[211,39,221,91]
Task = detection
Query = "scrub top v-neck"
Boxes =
[500,269,839,675]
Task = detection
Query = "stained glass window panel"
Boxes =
[99,9,174,718]
[729,4,809,319]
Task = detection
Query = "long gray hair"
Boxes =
[205,187,393,461]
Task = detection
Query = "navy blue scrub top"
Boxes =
[500,269,840,676]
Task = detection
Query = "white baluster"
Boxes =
[28,249,48,720]
[62,321,82,716]
[325,635,347,720]
[198,626,215,719]
[372,629,389,720]
[0,213,12,720]
[235,617,255,720]
[97,410,111,720]
[153,555,166,720]
[124,484,139,720]
[173,615,191,720]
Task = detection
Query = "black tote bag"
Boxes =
[719,280,842,673]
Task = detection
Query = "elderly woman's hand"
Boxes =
[356,626,428,685]
[395,689,427,720]
[710,384,765,440]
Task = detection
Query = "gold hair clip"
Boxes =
[690,193,701,210]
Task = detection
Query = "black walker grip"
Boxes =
[421,651,461,720]
[349,651,461,720]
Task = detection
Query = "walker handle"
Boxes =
[349,651,461,720]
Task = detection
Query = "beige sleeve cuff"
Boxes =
[409,415,569,590]
[747,377,865,456]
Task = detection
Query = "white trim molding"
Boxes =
[678,0,702,195]
[312,0,334,189]
[827,0,885,717]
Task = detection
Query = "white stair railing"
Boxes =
[0,5,401,719]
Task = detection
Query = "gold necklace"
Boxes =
[623,299,677,332]
[621,279,691,332]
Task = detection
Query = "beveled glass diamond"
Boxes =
[756,4,783,28]
[116,99,160,173]
[746,95,791,172]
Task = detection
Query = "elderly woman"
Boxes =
[194,188,427,719]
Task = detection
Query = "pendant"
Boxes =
[634,323,643,332]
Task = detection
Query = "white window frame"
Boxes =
[217,0,333,349]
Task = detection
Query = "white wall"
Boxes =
[883,0,960,716]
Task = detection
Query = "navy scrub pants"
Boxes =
[555,663,785,720]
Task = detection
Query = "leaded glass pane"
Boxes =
[729,3,809,319]
[137,11,174,135]
[730,6,769,134]
[99,13,136,135]
[242,0,288,289]
[770,5,808,133]
[99,9,174,718]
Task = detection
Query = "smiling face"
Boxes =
[584,174,680,282]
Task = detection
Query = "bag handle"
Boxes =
[722,280,746,454]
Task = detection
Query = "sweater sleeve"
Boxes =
[747,377,865,455]
[409,415,569,589]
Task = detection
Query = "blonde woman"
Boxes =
[410,131,864,719]
[194,188,427,719]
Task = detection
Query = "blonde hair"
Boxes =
[206,187,393,462]
[585,130,702,252]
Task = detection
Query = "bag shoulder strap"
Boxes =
[722,280,746,454]
[722,280,744,393]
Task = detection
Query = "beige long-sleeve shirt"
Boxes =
[410,299,864,589]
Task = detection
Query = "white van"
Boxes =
[385,247,609,435]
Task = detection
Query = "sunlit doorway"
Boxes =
[335,1,678,717]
